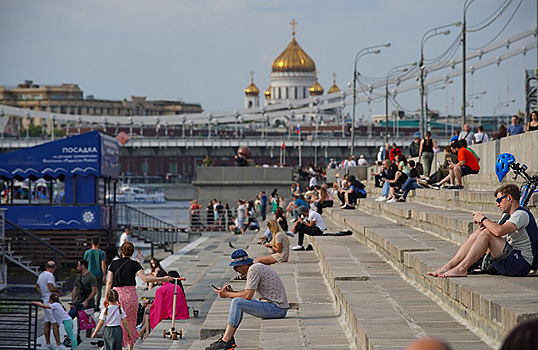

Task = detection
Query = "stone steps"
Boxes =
[195,229,355,349]
[307,216,491,350]
[325,206,538,348]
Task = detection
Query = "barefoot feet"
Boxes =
[427,266,451,277]
[439,267,468,278]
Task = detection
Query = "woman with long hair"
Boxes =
[419,131,436,176]
[147,258,167,290]
[255,220,290,265]
[527,110,538,132]
[104,242,172,350]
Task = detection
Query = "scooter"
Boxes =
[163,277,183,340]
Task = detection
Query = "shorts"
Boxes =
[493,243,531,276]
[461,165,479,176]
[44,308,57,323]
[271,252,289,263]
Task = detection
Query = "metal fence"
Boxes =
[189,208,245,232]
[0,299,39,349]
[0,210,5,291]
[116,204,189,246]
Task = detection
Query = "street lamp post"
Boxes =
[352,43,390,156]
[385,63,414,144]
[425,84,446,132]
[420,22,460,137]
[462,0,477,127]
[494,99,516,128]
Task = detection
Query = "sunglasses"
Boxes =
[496,195,508,204]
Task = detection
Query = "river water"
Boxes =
[129,200,191,226]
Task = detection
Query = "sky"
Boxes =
[0,0,536,120]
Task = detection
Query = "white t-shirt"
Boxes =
[237,204,246,222]
[49,302,71,323]
[309,177,317,188]
[506,210,534,265]
[459,131,475,145]
[474,132,489,144]
[358,158,368,166]
[308,210,326,231]
[99,304,127,327]
[119,232,129,246]
[37,271,56,303]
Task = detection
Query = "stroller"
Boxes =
[247,216,260,231]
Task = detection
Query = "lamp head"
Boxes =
[384,43,391,48]
[454,21,462,27]
[372,49,381,54]
[441,30,451,36]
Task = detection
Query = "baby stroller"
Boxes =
[247,216,260,231]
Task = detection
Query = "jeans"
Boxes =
[401,178,421,199]
[227,298,287,328]
[381,181,390,197]
[260,205,267,221]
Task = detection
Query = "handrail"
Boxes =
[4,219,67,257]
[120,205,176,230]
[0,298,39,349]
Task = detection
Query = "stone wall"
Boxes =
[193,167,293,206]
[326,166,368,183]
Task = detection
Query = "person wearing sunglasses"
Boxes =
[429,184,538,278]
[205,249,288,350]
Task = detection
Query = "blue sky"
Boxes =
[0,0,535,119]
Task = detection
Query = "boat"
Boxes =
[108,184,167,203]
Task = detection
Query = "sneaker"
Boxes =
[430,183,441,190]
[292,245,305,251]
[342,204,355,210]
[205,337,236,350]
[339,203,347,208]
[306,244,314,251]
[375,196,388,202]
[397,198,406,202]
[57,345,70,350]
[387,198,397,203]
[44,344,56,350]
[417,179,429,187]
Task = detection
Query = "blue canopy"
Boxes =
[0,131,119,180]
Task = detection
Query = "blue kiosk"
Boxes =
[0,131,120,265]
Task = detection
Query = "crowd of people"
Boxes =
[35,235,187,350]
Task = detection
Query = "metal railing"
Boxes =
[0,210,5,291]
[116,204,189,246]
[0,299,39,349]
[4,219,67,269]
[190,208,253,232]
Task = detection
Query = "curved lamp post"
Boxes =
[420,22,461,137]
[385,62,415,143]
[352,42,390,155]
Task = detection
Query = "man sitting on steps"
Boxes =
[429,184,538,277]
[206,249,288,350]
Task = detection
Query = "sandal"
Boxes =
[233,274,247,281]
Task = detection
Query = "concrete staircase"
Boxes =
[315,186,538,349]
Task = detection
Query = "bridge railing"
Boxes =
[190,208,259,233]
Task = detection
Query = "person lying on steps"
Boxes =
[429,184,538,277]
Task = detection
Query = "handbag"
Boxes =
[78,308,96,330]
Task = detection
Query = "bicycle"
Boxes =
[496,153,538,209]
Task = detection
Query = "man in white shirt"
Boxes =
[292,206,326,250]
[119,228,130,246]
[357,155,368,166]
[458,124,475,146]
[36,261,63,349]
[474,125,489,144]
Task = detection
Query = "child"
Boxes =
[33,293,77,350]
[134,248,145,265]
[92,289,131,350]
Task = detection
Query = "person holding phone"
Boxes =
[205,249,288,350]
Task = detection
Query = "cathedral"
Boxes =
[244,20,342,120]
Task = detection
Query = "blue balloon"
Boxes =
[495,153,515,183]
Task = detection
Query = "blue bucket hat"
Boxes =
[229,249,254,267]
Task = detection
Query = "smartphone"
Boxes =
[211,284,219,290]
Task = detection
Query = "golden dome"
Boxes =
[327,83,340,94]
[309,77,324,96]
[265,86,271,99]
[244,71,259,96]
[327,73,340,94]
[271,31,316,73]
[244,82,259,96]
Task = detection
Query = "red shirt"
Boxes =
[457,147,480,172]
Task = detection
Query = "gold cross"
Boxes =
[290,19,297,36]
[332,72,337,83]
[250,70,255,82]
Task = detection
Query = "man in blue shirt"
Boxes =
[291,194,308,221]
[507,116,524,136]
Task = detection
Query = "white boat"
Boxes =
[108,185,166,203]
